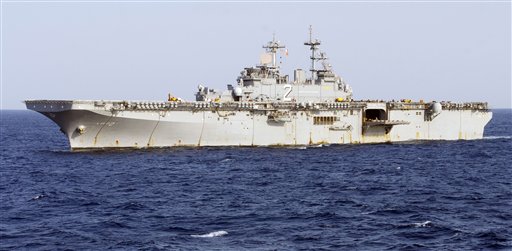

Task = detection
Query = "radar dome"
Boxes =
[233,86,243,97]
[431,102,442,114]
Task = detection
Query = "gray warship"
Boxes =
[25,27,492,150]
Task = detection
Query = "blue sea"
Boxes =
[1,109,511,250]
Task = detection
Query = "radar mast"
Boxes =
[263,33,285,69]
[304,25,326,84]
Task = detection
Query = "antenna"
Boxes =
[309,25,312,42]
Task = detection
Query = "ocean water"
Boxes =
[1,109,511,250]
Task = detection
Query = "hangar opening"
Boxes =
[364,109,387,121]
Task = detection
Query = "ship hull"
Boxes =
[26,100,492,151]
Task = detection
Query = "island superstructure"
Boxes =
[25,27,492,150]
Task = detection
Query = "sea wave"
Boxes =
[190,230,228,238]
[412,221,433,228]
[220,158,234,163]
[483,136,512,140]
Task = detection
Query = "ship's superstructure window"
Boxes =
[314,116,337,125]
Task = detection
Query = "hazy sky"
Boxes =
[2,1,511,109]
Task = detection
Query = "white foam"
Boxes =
[31,194,45,200]
[287,146,307,150]
[191,230,228,238]
[483,136,512,140]
[413,221,432,227]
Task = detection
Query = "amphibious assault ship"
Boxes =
[25,27,492,150]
